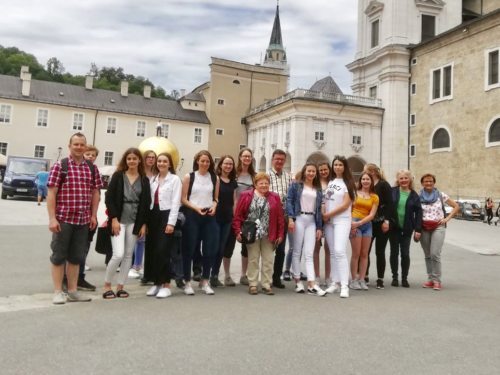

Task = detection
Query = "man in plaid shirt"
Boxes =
[47,132,102,304]
[268,149,292,289]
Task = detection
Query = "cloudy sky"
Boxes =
[2,0,359,94]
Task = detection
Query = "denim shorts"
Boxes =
[37,185,48,198]
[353,218,372,238]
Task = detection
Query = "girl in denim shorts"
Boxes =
[349,172,379,290]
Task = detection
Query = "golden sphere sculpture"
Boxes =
[138,136,180,170]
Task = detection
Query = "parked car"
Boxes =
[455,201,482,221]
[1,156,50,200]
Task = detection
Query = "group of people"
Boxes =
[47,132,460,304]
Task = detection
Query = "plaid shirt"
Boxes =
[268,168,291,209]
[48,156,103,225]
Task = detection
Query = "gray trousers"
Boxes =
[420,226,446,282]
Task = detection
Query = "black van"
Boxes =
[1,156,50,200]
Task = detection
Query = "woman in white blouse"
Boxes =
[146,153,182,298]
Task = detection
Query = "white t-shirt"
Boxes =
[300,185,317,213]
[323,178,351,223]
[189,171,214,208]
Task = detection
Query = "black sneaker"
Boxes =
[376,279,384,289]
[364,276,369,284]
[272,280,286,289]
[391,279,399,287]
[77,278,96,291]
[283,270,291,281]
[401,279,410,288]
[175,279,186,289]
[210,277,223,288]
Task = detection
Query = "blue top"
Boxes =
[286,181,323,229]
[35,171,49,187]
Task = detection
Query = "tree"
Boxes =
[46,57,65,76]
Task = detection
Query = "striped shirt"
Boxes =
[47,157,102,225]
[268,168,291,209]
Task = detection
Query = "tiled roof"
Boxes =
[0,74,210,124]
[309,76,343,95]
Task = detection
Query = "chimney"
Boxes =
[20,65,29,78]
[180,89,186,97]
[120,81,129,97]
[85,75,93,90]
[143,85,151,99]
[21,71,32,97]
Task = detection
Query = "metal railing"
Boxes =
[248,89,382,115]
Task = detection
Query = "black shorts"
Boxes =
[223,231,248,258]
[50,222,89,265]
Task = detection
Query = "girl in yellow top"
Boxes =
[350,172,379,290]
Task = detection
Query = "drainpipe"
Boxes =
[92,110,99,145]
[407,50,412,170]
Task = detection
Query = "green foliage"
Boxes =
[0,45,176,100]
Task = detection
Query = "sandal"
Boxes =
[262,287,274,295]
[102,290,116,299]
[248,286,258,295]
[116,290,129,298]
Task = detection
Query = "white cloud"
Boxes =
[2,0,359,93]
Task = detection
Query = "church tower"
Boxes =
[263,2,288,70]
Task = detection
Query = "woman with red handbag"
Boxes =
[419,174,459,291]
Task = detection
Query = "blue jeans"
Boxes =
[182,209,219,281]
[212,221,232,277]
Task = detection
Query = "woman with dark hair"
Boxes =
[286,163,324,296]
[145,153,182,298]
[103,148,151,299]
[419,173,459,291]
[131,150,157,281]
[181,150,220,295]
[388,170,422,288]
[313,161,332,286]
[349,172,379,290]
[364,163,393,289]
[322,156,356,298]
[210,155,238,287]
[233,172,284,295]
[224,147,256,286]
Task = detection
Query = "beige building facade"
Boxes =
[195,57,288,160]
[0,71,210,174]
[409,9,500,200]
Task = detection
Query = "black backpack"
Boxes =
[59,157,96,187]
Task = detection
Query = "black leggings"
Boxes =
[367,222,390,279]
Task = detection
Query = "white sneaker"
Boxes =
[128,269,140,279]
[295,282,305,293]
[308,285,327,297]
[184,284,195,295]
[146,285,160,296]
[325,283,339,294]
[349,279,362,290]
[359,280,369,290]
[201,283,215,295]
[340,286,350,298]
[52,291,67,305]
[156,287,172,298]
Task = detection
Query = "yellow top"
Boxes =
[352,193,379,219]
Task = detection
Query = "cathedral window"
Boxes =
[371,19,379,48]
[431,127,451,152]
[486,48,499,90]
[430,64,453,103]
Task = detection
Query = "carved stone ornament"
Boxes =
[365,1,384,17]
[350,143,363,153]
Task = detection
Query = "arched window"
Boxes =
[232,79,240,85]
[488,118,500,143]
[432,128,450,149]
